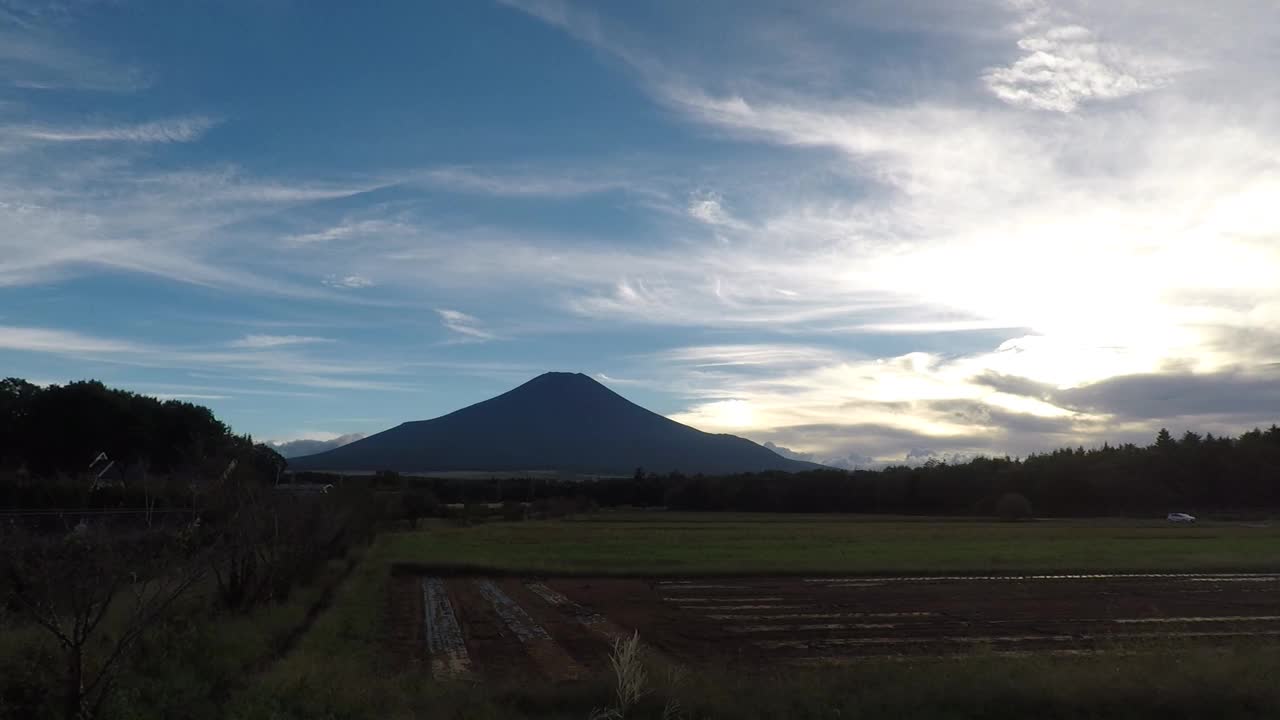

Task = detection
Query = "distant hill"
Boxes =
[271,433,365,458]
[288,372,821,475]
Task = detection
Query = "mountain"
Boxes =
[288,372,821,475]
[271,433,365,458]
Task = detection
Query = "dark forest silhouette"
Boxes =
[591,425,1280,516]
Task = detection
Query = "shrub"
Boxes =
[402,490,438,529]
[2,524,208,719]
[0,635,56,720]
[995,492,1033,522]
[501,500,526,522]
[463,502,491,524]
[545,497,578,519]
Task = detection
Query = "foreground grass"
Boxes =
[650,644,1280,720]
[381,513,1280,575]
[230,539,417,719]
[0,552,360,720]
[110,553,361,720]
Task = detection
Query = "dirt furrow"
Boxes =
[476,579,585,681]
[423,578,472,680]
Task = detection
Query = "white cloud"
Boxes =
[657,344,843,370]
[271,431,349,444]
[269,431,364,447]
[686,190,745,230]
[285,219,407,244]
[763,442,889,470]
[0,325,142,354]
[598,70,1280,388]
[12,116,220,143]
[436,309,496,341]
[983,24,1177,112]
[0,22,149,92]
[0,155,383,296]
[421,166,639,198]
[653,330,1280,461]
[0,324,415,393]
[268,433,368,458]
[228,334,334,349]
[123,382,325,399]
[258,374,411,392]
[322,274,375,289]
[660,342,1094,459]
[496,0,622,63]
[594,372,644,385]
[838,320,1024,334]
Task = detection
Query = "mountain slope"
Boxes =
[288,372,820,474]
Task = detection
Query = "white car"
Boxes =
[1167,512,1196,524]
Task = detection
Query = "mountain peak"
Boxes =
[511,371,616,399]
[529,371,596,384]
[289,372,821,474]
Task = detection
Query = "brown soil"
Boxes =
[499,579,613,673]
[385,572,424,668]
[398,573,1280,678]
[447,578,545,680]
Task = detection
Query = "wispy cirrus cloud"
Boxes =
[0,324,142,354]
[657,344,843,370]
[0,154,387,296]
[228,334,334,349]
[0,20,148,92]
[496,0,627,65]
[123,382,327,399]
[322,274,376,289]
[421,166,642,198]
[436,309,496,342]
[150,392,229,401]
[0,12,386,298]
[11,115,220,143]
[285,219,406,245]
[685,190,746,230]
[0,323,416,393]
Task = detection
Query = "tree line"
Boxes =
[359,426,1280,519]
[644,426,1280,516]
[0,377,284,476]
[0,378,284,511]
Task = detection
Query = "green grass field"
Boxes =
[383,512,1280,575]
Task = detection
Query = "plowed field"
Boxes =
[391,572,1280,680]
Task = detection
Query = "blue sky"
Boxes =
[3,0,1279,466]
